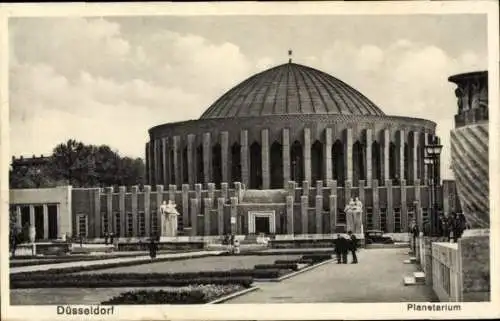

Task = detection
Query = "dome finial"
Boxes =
[288,49,293,63]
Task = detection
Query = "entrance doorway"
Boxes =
[255,216,270,234]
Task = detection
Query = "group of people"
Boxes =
[412,212,468,245]
[333,231,359,264]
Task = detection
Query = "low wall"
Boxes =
[430,234,490,302]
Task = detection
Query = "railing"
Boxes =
[431,242,461,301]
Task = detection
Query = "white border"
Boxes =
[1,1,499,320]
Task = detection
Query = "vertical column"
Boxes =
[162,138,168,186]
[315,195,323,234]
[383,129,390,181]
[301,195,308,234]
[144,185,151,237]
[261,129,270,189]
[316,180,323,196]
[344,180,352,207]
[398,129,405,181]
[282,128,291,186]
[329,194,337,233]
[16,206,21,228]
[359,181,366,227]
[93,188,101,238]
[286,195,294,234]
[157,185,165,236]
[203,132,211,185]
[386,179,394,233]
[173,136,181,187]
[153,139,159,185]
[217,198,225,235]
[303,128,312,184]
[145,142,151,185]
[207,183,215,208]
[221,131,229,184]
[372,180,380,230]
[329,180,337,197]
[230,197,238,234]
[302,180,310,196]
[221,182,229,202]
[414,179,422,230]
[240,130,249,187]
[168,184,176,202]
[365,129,373,186]
[325,128,333,182]
[204,198,212,236]
[195,183,202,207]
[345,128,353,183]
[43,204,48,239]
[401,179,408,232]
[119,186,126,237]
[413,131,419,182]
[106,187,113,235]
[56,204,62,239]
[131,186,138,237]
[443,181,450,216]
[182,184,190,227]
[423,133,430,185]
[187,134,195,186]
[190,198,198,236]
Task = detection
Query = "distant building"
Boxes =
[10,62,458,240]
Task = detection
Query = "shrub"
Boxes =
[301,254,331,263]
[254,263,299,271]
[274,259,313,265]
[101,284,244,305]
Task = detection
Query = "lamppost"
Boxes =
[424,138,443,237]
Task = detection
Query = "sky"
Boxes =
[8,14,488,180]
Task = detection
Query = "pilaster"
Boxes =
[315,195,323,234]
[344,180,352,205]
[304,128,312,184]
[173,136,181,187]
[190,198,198,236]
[182,184,190,227]
[144,185,151,237]
[240,130,249,187]
[162,138,168,185]
[168,184,176,202]
[329,194,337,233]
[365,129,373,186]
[204,198,212,236]
[325,128,333,182]
[221,182,229,202]
[301,195,308,234]
[131,186,138,237]
[316,180,323,196]
[372,180,380,230]
[203,132,211,185]
[43,204,48,239]
[346,128,353,183]
[119,186,126,237]
[359,180,366,227]
[106,187,113,235]
[413,131,419,182]
[195,183,202,206]
[187,134,195,186]
[383,129,390,181]
[230,197,238,234]
[286,195,294,234]
[156,185,164,236]
[153,139,159,185]
[221,131,229,183]
[146,142,151,185]
[401,179,408,232]
[217,198,225,235]
[423,133,430,184]
[386,180,394,233]
[398,129,405,181]
[262,129,270,189]
[93,188,101,238]
[283,128,291,186]
[207,183,215,208]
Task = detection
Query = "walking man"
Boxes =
[347,231,358,264]
[333,234,343,263]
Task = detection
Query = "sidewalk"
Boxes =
[10,250,224,274]
[226,248,438,303]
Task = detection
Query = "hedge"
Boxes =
[102,285,244,305]
[10,254,144,268]
[301,254,332,263]
[254,263,299,271]
[11,275,253,289]
[274,259,314,265]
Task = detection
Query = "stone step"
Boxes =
[414,271,425,283]
[403,257,417,264]
[403,276,416,286]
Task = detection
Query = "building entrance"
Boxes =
[255,216,270,234]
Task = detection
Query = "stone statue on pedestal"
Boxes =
[160,200,180,237]
[344,198,363,234]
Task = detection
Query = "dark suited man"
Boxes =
[347,231,358,264]
[333,234,343,263]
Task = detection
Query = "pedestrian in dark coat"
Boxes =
[149,238,158,260]
[333,234,343,264]
[338,235,349,264]
[347,231,358,264]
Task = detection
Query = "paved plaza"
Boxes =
[226,248,438,303]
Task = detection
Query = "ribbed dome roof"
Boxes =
[200,62,385,119]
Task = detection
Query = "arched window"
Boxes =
[332,140,344,186]
[212,143,222,188]
[270,141,283,189]
[231,143,241,183]
[311,140,323,184]
[250,142,262,189]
